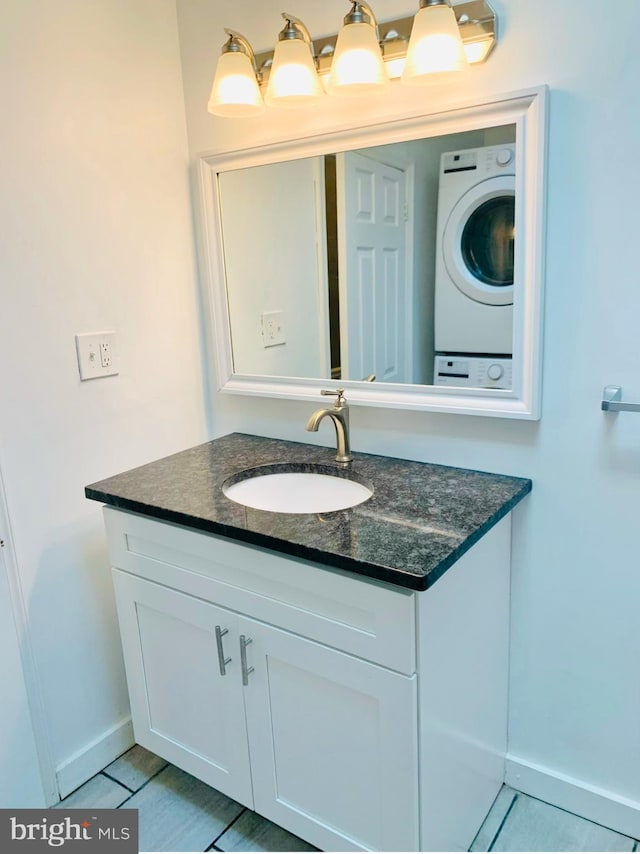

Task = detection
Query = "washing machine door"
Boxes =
[443,175,515,306]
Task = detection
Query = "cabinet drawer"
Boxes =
[104,508,415,674]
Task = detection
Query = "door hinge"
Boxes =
[0,539,5,548]
[403,203,409,222]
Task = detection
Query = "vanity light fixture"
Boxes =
[402,0,468,83]
[208,1,497,117]
[326,2,389,95]
[207,29,264,117]
[265,14,324,107]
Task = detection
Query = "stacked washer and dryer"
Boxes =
[433,143,516,389]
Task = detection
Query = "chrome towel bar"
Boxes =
[601,385,640,413]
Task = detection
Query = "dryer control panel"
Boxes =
[441,144,515,178]
[434,355,513,390]
[442,151,478,173]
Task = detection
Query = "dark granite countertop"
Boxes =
[85,432,531,591]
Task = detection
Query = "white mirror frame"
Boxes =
[197,86,547,420]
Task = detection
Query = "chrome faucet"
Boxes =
[306,389,352,465]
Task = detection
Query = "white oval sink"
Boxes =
[223,469,373,514]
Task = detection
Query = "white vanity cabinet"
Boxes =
[112,571,253,805]
[104,505,511,853]
[240,618,418,852]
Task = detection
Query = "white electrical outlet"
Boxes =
[100,341,112,368]
[261,311,286,348]
[76,332,118,380]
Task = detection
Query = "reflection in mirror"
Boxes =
[218,124,516,391]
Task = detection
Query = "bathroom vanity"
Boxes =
[86,433,530,852]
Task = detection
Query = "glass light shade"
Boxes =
[265,39,324,107]
[208,51,264,117]
[463,38,494,64]
[401,4,468,84]
[327,22,389,95]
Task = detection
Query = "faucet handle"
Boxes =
[321,388,347,407]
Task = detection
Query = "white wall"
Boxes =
[219,158,330,377]
[177,0,640,832]
[0,0,206,800]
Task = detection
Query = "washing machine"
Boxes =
[434,143,516,365]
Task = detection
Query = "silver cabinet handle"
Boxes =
[239,635,254,686]
[215,626,232,676]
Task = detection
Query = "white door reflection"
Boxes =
[337,151,408,383]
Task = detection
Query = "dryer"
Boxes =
[434,143,516,359]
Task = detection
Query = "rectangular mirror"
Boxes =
[197,87,547,419]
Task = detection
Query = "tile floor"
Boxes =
[55,745,640,852]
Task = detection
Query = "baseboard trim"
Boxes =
[56,718,135,800]
[505,755,640,840]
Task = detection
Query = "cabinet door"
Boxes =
[239,617,419,852]
[112,569,252,807]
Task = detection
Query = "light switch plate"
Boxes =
[75,332,118,380]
